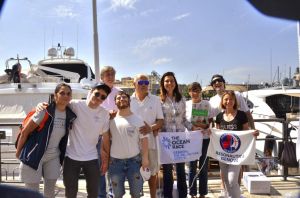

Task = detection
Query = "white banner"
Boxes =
[157,131,203,164]
[207,129,256,165]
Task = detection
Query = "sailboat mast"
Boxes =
[92,0,100,82]
[297,22,300,70]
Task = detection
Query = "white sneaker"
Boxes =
[220,189,228,198]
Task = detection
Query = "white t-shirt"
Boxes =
[110,114,148,159]
[209,91,249,118]
[33,109,66,158]
[101,86,122,111]
[186,100,212,139]
[66,100,110,161]
[130,93,164,149]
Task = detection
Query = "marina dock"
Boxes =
[1,174,299,197]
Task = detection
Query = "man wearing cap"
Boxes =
[106,91,149,198]
[63,83,111,198]
[209,74,255,129]
[130,74,164,198]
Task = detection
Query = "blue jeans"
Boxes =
[108,155,143,198]
[162,162,187,198]
[189,138,210,196]
[96,137,107,198]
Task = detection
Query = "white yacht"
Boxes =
[0,44,95,128]
[243,86,300,156]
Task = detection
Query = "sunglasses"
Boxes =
[58,91,72,96]
[94,92,107,100]
[137,80,149,86]
[212,79,224,84]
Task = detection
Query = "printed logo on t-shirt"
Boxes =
[54,117,65,130]
[192,109,208,117]
[126,126,135,137]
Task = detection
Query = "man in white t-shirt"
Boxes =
[130,74,164,198]
[209,74,255,129]
[107,91,149,198]
[63,83,111,198]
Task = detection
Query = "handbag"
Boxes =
[278,137,298,167]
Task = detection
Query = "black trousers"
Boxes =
[63,156,100,198]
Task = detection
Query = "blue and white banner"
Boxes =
[157,131,203,164]
[207,129,256,165]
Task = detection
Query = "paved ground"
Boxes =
[1,175,299,197]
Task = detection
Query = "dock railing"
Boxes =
[0,120,299,183]
[254,118,299,180]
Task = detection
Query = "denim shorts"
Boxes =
[108,154,143,198]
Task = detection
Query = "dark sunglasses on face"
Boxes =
[58,91,72,96]
[94,92,107,100]
[137,80,149,86]
[212,79,223,85]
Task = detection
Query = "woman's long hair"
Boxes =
[160,72,182,103]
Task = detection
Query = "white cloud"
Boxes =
[133,36,172,53]
[153,58,172,65]
[110,0,138,11]
[173,13,190,21]
[53,5,78,18]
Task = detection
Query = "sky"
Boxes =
[0,0,298,86]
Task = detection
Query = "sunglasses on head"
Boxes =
[94,92,107,100]
[137,80,149,86]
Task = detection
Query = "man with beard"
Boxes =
[105,91,149,198]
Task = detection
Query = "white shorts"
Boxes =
[20,154,61,183]
[148,149,159,176]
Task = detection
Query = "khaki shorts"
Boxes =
[149,149,159,175]
[20,155,61,183]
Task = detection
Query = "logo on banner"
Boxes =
[161,136,191,150]
[220,133,241,153]
[162,137,172,149]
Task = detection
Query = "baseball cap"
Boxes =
[92,82,111,95]
[140,167,151,181]
[210,74,225,86]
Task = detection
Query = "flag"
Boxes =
[207,128,256,165]
[157,131,203,164]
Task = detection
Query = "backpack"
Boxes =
[15,109,49,149]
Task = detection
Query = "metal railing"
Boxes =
[254,118,299,180]
[0,119,299,183]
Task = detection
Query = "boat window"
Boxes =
[40,63,95,82]
[266,94,299,119]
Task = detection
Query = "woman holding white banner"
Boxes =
[159,72,195,198]
[215,91,258,198]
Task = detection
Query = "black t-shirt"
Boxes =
[216,110,248,131]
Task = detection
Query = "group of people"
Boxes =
[15,66,258,198]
